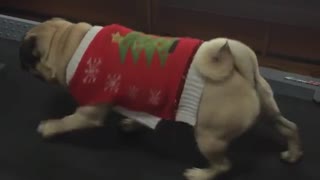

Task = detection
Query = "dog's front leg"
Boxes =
[37,104,110,138]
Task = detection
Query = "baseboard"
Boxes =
[0,14,319,103]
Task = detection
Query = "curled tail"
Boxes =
[192,38,235,81]
[193,38,259,87]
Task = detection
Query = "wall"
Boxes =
[160,0,320,28]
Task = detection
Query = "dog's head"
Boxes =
[19,17,73,83]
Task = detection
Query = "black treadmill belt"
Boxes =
[0,39,319,180]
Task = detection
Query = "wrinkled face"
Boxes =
[19,18,71,82]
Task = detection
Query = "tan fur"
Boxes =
[20,18,303,180]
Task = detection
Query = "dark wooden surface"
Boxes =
[1,0,319,77]
[153,5,320,77]
[1,0,150,31]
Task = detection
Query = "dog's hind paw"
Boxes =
[184,168,212,180]
[281,150,303,163]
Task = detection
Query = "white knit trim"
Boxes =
[113,106,161,129]
[66,26,103,85]
[175,63,205,126]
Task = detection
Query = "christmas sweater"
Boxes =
[66,24,205,129]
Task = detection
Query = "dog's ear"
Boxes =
[19,34,41,71]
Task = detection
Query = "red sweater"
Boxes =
[68,24,203,120]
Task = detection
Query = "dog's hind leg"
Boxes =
[183,70,260,180]
[37,104,109,138]
[256,76,303,163]
[184,131,231,180]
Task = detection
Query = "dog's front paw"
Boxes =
[37,120,61,138]
[184,168,211,180]
[281,150,303,163]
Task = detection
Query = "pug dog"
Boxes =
[19,17,303,180]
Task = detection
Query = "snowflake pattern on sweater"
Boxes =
[83,58,101,84]
[104,73,122,93]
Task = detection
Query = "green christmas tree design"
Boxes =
[112,31,178,66]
